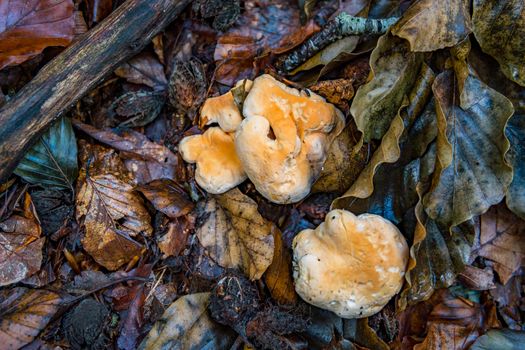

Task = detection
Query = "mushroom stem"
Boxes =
[279,13,399,72]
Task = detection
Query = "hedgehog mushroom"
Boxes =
[179,127,246,194]
[292,209,409,318]
[235,74,344,204]
[200,79,253,132]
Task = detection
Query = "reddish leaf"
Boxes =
[0,288,62,350]
[117,285,146,350]
[0,0,75,69]
[158,217,194,258]
[137,179,194,219]
[0,214,44,286]
[114,53,168,91]
[476,204,525,284]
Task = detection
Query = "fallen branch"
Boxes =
[0,0,191,184]
[278,13,399,73]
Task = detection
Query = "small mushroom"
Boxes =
[292,209,409,318]
[200,79,253,132]
[179,127,246,194]
[235,74,344,204]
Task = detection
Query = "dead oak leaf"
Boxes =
[76,143,150,270]
[196,188,275,280]
[0,288,62,350]
[0,0,75,70]
[476,203,525,284]
[0,215,44,286]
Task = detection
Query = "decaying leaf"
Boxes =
[472,0,525,86]
[73,120,179,184]
[15,117,78,191]
[350,32,422,141]
[114,52,168,90]
[137,179,194,219]
[423,68,514,228]
[195,188,275,280]
[0,288,62,350]
[0,0,75,69]
[139,293,236,350]
[0,214,43,287]
[392,0,472,51]
[168,58,207,116]
[470,329,525,350]
[505,114,525,219]
[158,217,194,258]
[264,227,297,305]
[76,143,150,270]
[476,204,525,284]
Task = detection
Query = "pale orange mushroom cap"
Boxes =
[200,79,253,132]
[292,209,409,318]
[235,74,345,204]
[178,127,246,194]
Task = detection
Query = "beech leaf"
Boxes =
[195,188,275,280]
[350,32,422,141]
[0,215,44,286]
[139,293,236,350]
[423,69,514,228]
[15,117,78,191]
[392,0,472,52]
[0,0,75,70]
[472,0,525,86]
[0,288,62,350]
[114,52,168,90]
[76,143,150,270]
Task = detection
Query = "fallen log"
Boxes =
[0,0,191,183]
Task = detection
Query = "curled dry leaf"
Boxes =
[114,52,168,90]
[263,227,297,305]
[76,142,151,270]
[195,188,275,280]
[476,203,525,284]
[137,179,194,219]
[0,288,62,350]
[472,0,525,86]
[0,214,43,286]
[168,58,207,116]
[0,0,75,70]
[73,120,179,184]
[392,0,472,51]
[423,67,514,229]
[350,32,422,142]
[139,293,236,350]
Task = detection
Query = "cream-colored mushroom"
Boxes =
[235,74,344,204]
[179,127,246,194]
[292,209,409,318]
[200,79,253,132]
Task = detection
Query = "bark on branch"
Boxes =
[0,0,191,183]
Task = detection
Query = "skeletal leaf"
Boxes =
[195,188,275,280]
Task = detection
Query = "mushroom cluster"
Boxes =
[179,74,345,204]
[292,209,409,318]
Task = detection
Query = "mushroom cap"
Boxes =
[292,209,409,318]
[235,74,344,204]
[179,127,246,194]
[200,80,253,132]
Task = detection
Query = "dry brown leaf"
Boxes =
[76,142,150,270]
[73,120,179,184]
[137,179,194,219]
[264,227,297,305]
[476,204,525,284]
[158,217,194,258]
[195,188,275,280]
[114,52,168,91]
[0,214,44,286]
[0,288,62,350]
[0,0,75,70]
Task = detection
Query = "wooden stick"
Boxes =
[0,0,191,183]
